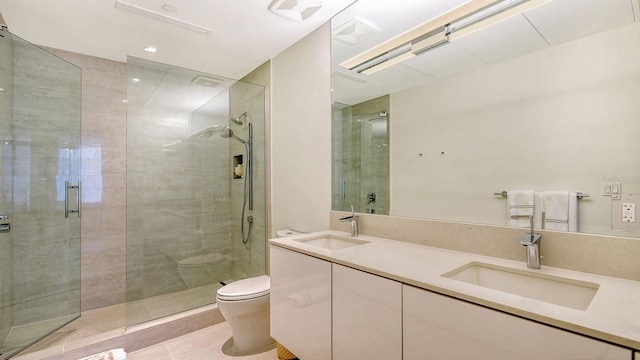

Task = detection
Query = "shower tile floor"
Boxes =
[11,284,222,360]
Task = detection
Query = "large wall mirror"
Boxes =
[331,0,640,237]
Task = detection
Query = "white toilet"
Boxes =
[217,275,274,355]
[216,229,302,355]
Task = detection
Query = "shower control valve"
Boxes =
[247,215,254,223]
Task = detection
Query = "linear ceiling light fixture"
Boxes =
[341,0,550,75]
[114,0,212,35]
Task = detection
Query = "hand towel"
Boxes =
[543,191,570,231]
[569,192,578,232]
[507,190,534,227]
[534,192,544,229]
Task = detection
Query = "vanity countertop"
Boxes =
[270,230,640,350]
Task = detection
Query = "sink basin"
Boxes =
[442,262,599,310]
[295,235,369,250]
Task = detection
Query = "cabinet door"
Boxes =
[270,246,332,360]
[403,285,631,360]
[333,264,402,360]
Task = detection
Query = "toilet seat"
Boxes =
[217,275,270,301]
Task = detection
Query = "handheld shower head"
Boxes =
[221,128,248,144]
[230,111,248,126]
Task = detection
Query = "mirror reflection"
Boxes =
[331,0,640,237]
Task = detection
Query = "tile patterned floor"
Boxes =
[127,321,278,360]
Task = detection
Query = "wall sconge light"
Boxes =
[342,0,551,75]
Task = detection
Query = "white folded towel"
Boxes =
[569,192,578,232]
[534,192,544,229]
[543,191,570,231]
[79,348,126,360]
[507,190,534,228]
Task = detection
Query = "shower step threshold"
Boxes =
[12,304,222,360]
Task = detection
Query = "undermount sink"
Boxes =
[442,262,599,310]
[295,235,370,250]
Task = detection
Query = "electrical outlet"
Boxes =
[622,203,636,223]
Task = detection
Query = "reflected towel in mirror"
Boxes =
[543,191,578,232]
[507,190,534,227]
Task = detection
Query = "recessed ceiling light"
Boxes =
[144,46,157,53]
[132,78,140,82]
[162,4,177,13]
[269,0,322,22]
[122,99,129,103]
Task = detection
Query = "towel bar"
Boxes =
[494,191,589,199]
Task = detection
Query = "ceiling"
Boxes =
[0,0,356,80]
[331,0,640,105]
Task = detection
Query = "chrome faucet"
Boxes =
[339,205,359,237]
[517,216,541,269]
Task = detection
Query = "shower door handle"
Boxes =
[0,215,9,233]
[65,181,81,218]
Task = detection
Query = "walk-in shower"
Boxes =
[126,57,266,327]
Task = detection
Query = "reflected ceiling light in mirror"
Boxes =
[449,0,551,40]
[341,0,551,75]
[333,17,380,44]
[269,0,323,22]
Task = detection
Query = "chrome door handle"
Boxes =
[65,181,81,218]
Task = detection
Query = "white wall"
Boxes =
[391,23,640,235]
[271,23,332,234]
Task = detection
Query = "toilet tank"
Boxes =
[276,229,303,238]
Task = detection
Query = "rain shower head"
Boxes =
[221,128,248,144]
[230,111,248,125]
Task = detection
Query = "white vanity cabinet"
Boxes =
[270,246,332,360]
[403,285,631,360]
[332,264,402,360]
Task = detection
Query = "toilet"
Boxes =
[217,275,274,355]
[216,229,302,355]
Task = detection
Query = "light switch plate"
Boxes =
[602,182,621,199]
[612,194,640,232]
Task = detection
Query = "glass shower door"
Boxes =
[0,30,81,359]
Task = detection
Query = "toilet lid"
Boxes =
[217,275,270,301]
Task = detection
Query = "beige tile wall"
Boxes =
[331,211,640,282]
